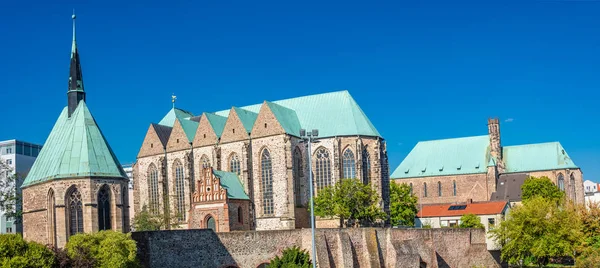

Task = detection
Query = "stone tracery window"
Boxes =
[261,149,274,216]
[229,153,241,176]
[315,147,332,191]
[570,173,576,201]
[67,186,84,236]
[293,147,303,206]
[98,185,111,231]
[201,155,210,169]
[557,173,565,191]
[147,164,160,214]
[174,160,186,221]
[47,189,56,246]
[362,148,371,185]
[342,148,356,179]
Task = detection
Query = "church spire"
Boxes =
[68,10,86,117]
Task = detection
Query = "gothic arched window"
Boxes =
[98,185,111,231]
[409,183,413,195]
[438,181,442,196]
[342,148,356,179]
[293,147,303,206]
[453,180,457,196]
[362,148,371,185]
[557,173,565,191]
[570,174,576,201]
[315,148,332,191]
[423,183,428,197]
[47,189,56,246]
[201,155,210,169]
[238,207,243,224]
[174,160,186,221]
[261,149,274,215]
[67,186,84,236]
[206,216,216,231]
[147,164,160,214]
[229,153,241,176]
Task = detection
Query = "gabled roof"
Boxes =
[151,123,172,148]
[214,90,381,138]
[491,173,527,202]
[265,101,302,136]
[23,102,127,187]
[391,135,491,179]
[417,201,509,218]
[204,113,228,138]
[158,108,194,127]
[503,142,578,173]
[213,170,249,200]
[232,107,258,133]
[178,119,199,143]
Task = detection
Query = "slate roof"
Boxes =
[213,170,249,200]
[391,135,491,179]
[503,142,578,173]
[490,173,528,202]
[151,123,172,148]
[22,102,127,187]
[417,200,509,218]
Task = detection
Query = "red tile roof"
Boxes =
[417,201,509,218]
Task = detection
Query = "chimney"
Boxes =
[487,118,502,163]
[466,198,473,204]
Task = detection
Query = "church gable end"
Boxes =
[220,108,251,144]
[193,114,220,148]
[167,119,193,152]
[251,101,286,139]
[138,124,169,158]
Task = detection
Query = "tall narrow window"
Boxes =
[67,187,84,236]
[261,149,274,215]
[98,185,111,231]
[342,148,356,179]
[201,155,210,169]
[438,181,442,196]
[238,207,243,224]
[229,153,241,176]
[423,183,428,197]
[409,183,413,195]
[147,164,160,214]
[570,174,576,201]
[315,148,332,190]
[122,185,129,232]
[362,148,371,185]
[557,173,565,191]
[47,189,56,247]
[293,148,303,206]
[174,160,186,221]
[453,180,457,196]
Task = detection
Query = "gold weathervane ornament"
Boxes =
[172,94,177,108]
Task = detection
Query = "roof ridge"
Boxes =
[503,141,561,148]
[417,134,489,143]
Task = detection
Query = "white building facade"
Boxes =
[584,180,600,206]
[0,139,43,234]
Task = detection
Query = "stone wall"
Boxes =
[394,173,492,204]
[132,228,500,268]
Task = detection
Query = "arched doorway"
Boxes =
[207,216,216,232]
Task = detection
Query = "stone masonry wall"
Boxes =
[132,228,499,268]
[394,173,491,204]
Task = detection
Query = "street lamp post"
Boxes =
[300,128,318,268]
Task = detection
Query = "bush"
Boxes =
[269,246,312,268]
[459,214,484,229]
[0,234,55,268]
[66,231,139,268]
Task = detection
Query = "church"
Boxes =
[21,14,130,247]
[392,118,584,206]
[133,91,390,231]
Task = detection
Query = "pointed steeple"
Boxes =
[68,10,86,117]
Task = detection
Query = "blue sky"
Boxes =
[0,0,598,181]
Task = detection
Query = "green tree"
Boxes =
[0,160,22,224]
[490,197,582,267]
[521,176,564,203]
[268,246,312,268]
[459,214,484,229]
[65,231,139,268]
[0,234,55,268]
[313,178,386,227]
[131,205,162,231]
[389,183,418,226]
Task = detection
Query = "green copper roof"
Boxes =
[233,107,258,133]
[178,119,199,142]
[23,102,127,187]
[391,135,491,179]
[214,90,381,138]
[204,113,228,138]
[265,101,302,136]
[503,142,578,173]
[158,108,194,127]
[212,170,249,200]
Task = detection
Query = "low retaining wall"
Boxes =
[132,228,499,268]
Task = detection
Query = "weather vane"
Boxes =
[172,93,177,108]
